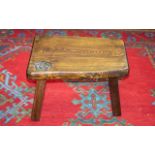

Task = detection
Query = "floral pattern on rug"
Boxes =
[64,82,131,125]
[0,65,34,124]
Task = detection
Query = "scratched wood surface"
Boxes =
[27,36,129,80]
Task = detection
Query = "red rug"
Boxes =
[0,29,155,126]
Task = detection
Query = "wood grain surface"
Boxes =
[27,36,129,80]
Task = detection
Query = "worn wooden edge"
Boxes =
[27,67,129,80]
[26,36,36,79]
[122,40,130,77]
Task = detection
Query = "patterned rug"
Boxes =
[0,29,155,126]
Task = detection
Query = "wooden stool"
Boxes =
[27,36,129,121]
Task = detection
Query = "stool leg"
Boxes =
[108,78,121,116]
[31,80,46,121]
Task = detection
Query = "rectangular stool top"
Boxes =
[27,36,129,80]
